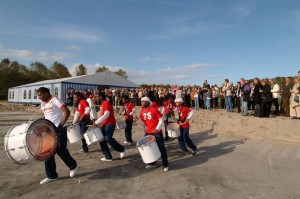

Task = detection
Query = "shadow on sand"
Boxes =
[76,131,244,180]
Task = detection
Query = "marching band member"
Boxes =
[86,94,98,122]
[94,92,125,161]
[73,92,91,153]
[120,95,136,145]
[139,97,169,171]
[175,98,197,155]
[162,95,176,141]
[37,87,77,185]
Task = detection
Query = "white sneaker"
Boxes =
[123,141,128,144]
[70,168,77,177]
[40,177,58,185]
[145,164,156,169]
[101,157,112,162]
[163,167,169,172]
[120,151,125,159]
[127,142,132,146]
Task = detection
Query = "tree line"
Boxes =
[0,58,128,100]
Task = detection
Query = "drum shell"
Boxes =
[67,123,83,143]
[83,127,104,145]
[4,119,57,165]
[4,123,34,164]
[167,123,181,137]
[167,129,180,137]
[116,121,126,130]
[137,135,161,163]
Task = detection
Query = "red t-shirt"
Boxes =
[177,106,191,128]
[124,102,134,120]
[163,101,176,115]
[100,100,116,126]
[151,101,159,109]
[77,99,90,120]
[140,106,162,134]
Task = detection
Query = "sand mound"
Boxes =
[1,102,299,144]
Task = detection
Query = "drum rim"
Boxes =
[26,119,58,161]
[167,122,180,130]
[136,135,155,147]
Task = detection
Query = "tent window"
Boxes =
[34,89,37,99]
[28,90,32,99]
[54,87,59,97]
[23,90,27,99]
[8,91,11,99]
[12,91,14,99]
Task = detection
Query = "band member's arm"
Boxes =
[129,108,136,115]
[137,118,145,126]
[79,107,91,121]
[73,111,80,123]
[120,109,125,115]
[155,117,164,132]
[60,105,70,126]
[94,111,110,125]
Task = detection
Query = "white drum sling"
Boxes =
[137,135,161,163]
[4,119,57,165]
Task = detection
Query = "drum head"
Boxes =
[137,135,155,147]
[26,119,57,161]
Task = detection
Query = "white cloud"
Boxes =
[2,21,106,43]
[70,62,219,85]
[0,45,70,62]
[140,53,174,64]
[40,24,103,43]
[65,44,81,50]
[230,2,255,18]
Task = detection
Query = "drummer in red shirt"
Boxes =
[120,95,136,145]
[73,92,91,153]
[139,97,169,171]
[162,95,176,141]
[175,98,197,155]
[94,92,125,161]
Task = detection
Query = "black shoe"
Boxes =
[164,136,170,141]
[82,146,89,153]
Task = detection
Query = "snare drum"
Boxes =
[83,127,104,145]
[4,119,57,165]
[67,123,82,143]
[116,121,126,130]
[137,135,161,163]
[167,123,181,137]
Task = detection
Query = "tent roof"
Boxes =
[11,71,139,88]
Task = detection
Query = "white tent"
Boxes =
[8,71,139,104]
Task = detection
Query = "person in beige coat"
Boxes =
[290,77,300,119]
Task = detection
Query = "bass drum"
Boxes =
[4,119,57,165]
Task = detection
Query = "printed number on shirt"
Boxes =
[143,112,152,120]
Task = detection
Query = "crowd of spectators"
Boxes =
[65,71,300,119]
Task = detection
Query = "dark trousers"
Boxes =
[178,127,197,152]
[281,97,290,116]
[125,119,133,143]
[146,133,169,168]
[269,98,279,114]
[260,100,270,117]
[79,119,89,151]
[45,126,77,179]
[236,97,241,112]
[100,125,125,159]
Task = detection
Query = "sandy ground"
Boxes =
[1,104,300,199]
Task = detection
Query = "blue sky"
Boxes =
[0,0,299,85]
